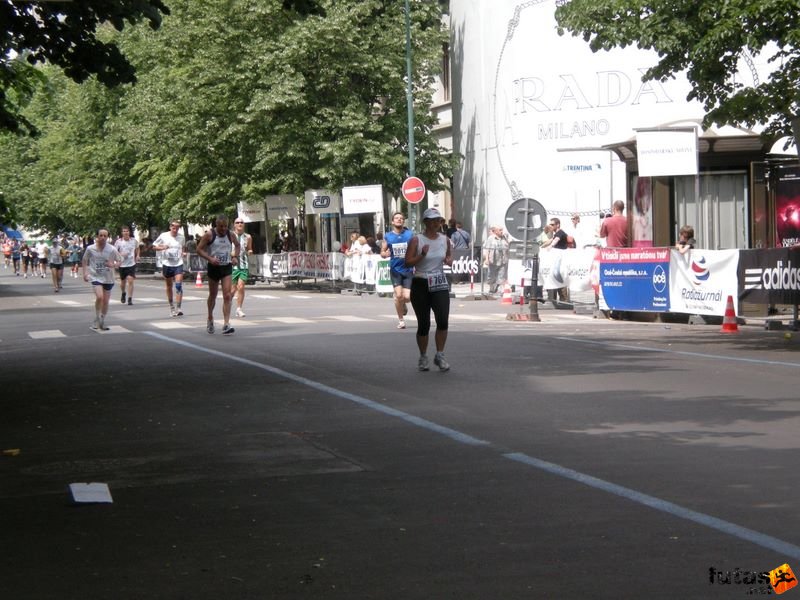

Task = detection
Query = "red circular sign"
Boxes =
[402,176,426,204]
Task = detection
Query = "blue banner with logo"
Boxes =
[599,247,670,311]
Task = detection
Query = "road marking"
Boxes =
[269,317,315,324]
[54,300,82,306]
[323,316,377,322]
[150,321,193,330]
[29,330,66,339]
[143,330,800,561]
[558,337,800,368]
[252,294,280,299]
[289,295,313,300]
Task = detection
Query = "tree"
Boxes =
[554,0,800,147]
[0,0,170,135]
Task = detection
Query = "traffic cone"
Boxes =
[500,283,513,305]
[195,271,203,287]
[721,295,739,333]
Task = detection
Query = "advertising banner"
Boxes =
[669,249,739,315]
[342,185,383,215]
[775,165,800,248]
[599,247,670,311]
[236,201,266,223]
[265,195,299,221]
[304,189,342,215]
[739,248,800,305]
[636,128,698,177]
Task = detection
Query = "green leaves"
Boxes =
[555,0,800,142]
[1,0,455,235]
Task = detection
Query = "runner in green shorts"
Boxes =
[232,217,254,318]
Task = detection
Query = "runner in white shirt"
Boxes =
[196,214,240,335]
[152,219,186,317]
[114,225,139,306]
[82,228,122,331]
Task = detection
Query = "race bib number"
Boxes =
[427,270,449,292]
[214,252,230,265]
[166,247,181,260]
[94,260,108,274]
[392,242,408,259]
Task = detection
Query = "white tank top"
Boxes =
[414,233,448,276]
[208,230,233,265]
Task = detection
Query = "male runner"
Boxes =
[82,228,122,331]
[380,212,414,329]
[152,219,186,317]
[114,225,139,305]
[232,217,253,318]
[196,215,240,335]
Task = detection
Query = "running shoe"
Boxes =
[98,319,110,331]
[418,354,430,371]
[222,324,235,335]
[176,308,184,316]
[207,320,215,334]
[121,291,126,304]
[434,352,450,372]
[397,320,406,329]
[90,319,99,330]
[127,298,133,305]
[170,308,178,317]
[235,307,245,318]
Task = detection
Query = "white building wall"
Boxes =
[450,0,765,243]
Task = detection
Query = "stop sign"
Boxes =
[401,176,426,204]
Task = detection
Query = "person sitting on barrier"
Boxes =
[675,225,696,255]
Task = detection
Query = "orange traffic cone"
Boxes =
[721,295,739,333]
[195,271,203,288]
[500,283,513,305]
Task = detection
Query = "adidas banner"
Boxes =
[738,248,800,305]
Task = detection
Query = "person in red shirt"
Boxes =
[599,200,629,247]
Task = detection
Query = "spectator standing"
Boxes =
[482,225,510,294]
[404,208,454,372]
[599,200,629,247]
[541,218,570,302]
[450,221,471,249]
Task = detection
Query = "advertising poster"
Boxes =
[632,175,653,248]
[739,248,800,306]
[669,249,739,315]
[775,165,800,248]
[598,247,670,311]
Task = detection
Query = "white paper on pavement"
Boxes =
[68,482,113,504]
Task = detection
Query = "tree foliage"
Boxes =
[0,0,456,235]
[0,0,170,135]
[554,0,800,144]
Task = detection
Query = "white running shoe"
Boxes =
[170,308,178,317]
[418,354,430,371]
[236,307,245,318]
[434,352,450,372]
[207,320,215,334]
[222,324,235,335]
[397,320,406,329]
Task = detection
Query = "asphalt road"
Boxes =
[2,269,800,599]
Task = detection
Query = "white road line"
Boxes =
[269,317,315,324]
[322,316,377,322]
[54,300,82,306]
[150,322,193,330]
[252,294,280,299]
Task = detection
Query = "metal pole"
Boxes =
[404,0,419,228]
